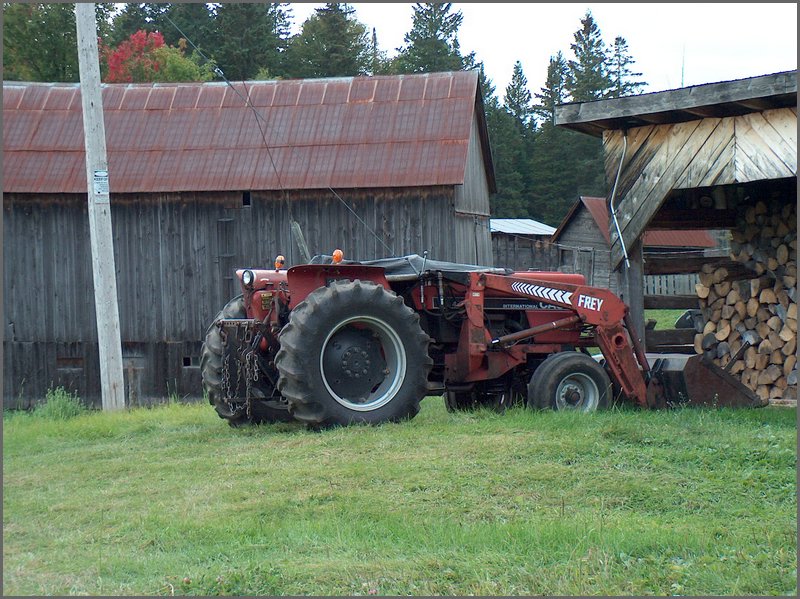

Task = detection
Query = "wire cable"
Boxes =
[164,14,394,258]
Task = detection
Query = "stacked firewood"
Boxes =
[694,199,797,403]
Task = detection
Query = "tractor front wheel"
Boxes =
[200,296,293,426]
[527,352,610,412]
[275,280,432,428]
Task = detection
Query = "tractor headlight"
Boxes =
[242,269,255,287]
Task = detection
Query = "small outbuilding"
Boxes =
[490,218,558,271]
[551,196,717,296]
[556,70,797,402]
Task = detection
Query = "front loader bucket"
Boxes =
[645,353,766,409]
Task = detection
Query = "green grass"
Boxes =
[3,399,796,596]
[646,309,689,330]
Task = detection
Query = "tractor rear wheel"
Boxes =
[200,296,293,426]
[527,351,610,412]
[275,280,432,428]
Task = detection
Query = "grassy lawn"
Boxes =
[646,309,690,330]
[3,397,797,596]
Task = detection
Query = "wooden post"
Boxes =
[617,238,647,350]
[76,3,125,410]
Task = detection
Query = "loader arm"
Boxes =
[478,272,651,407]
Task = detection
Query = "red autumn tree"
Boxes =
[102,29,165,83]
[101,30,215,83]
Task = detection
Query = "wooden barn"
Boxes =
[550,196,717,296]
[556,70,797,402]
[490,218,558,271]
[3,71,496,407]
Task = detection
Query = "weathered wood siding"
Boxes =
[552,208,617,293]
[3,186,484,406]
[491,235,559,271]
[605,107,798,268]
[453,111,493,265]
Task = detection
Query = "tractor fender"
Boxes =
[286,264,391,309]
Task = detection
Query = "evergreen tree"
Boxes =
[391,3,467,73]
[607,36,647,98]
[209,3,292,80]
[284,3,371,78]
[503,61,534,130]
[108,3,167,46]
[109,3,215,52]
[566,10,611,101]
[533,52,569,126]
[477,62,497,110]
[3,3,112,82]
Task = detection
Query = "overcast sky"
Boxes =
[287,2,797,96]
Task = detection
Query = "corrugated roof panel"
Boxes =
[18,85,49,110]
[3,111,36,150]
[145,86,175,110]
[65,154,86,193]
[159,109,193,151]
[195,85,225,108]
[644,229,716,247]
[42,86,75,110]
[349,78,376,103]
[4,72,487,194]
[364,101,396,143]
[322,80,349,104]
[373,78,400,102]
[424,75,452,100]
[289,105,321,146]
[330,143,360,188]
[102,85,125,110]
[215,107,247,148]
[273,81,301,106]
[221,84,246,108]
[398,76,426,101]
[119,86,149,110]
[301,145,338,189]
[245,82,275,108]
[297,82,325,106]
[3,85,24,109]
[490,219,557,236]
[450,71,478,98]
[340,102,372,144]
[172,85,201,109]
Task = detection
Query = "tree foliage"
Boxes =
[101,30,214,83]
[208,3,292,80]
[566,10,612,102]
[391,3,468,74]
[607,36,647,98]
[533,52,569,126]
[284,3,372,78]
[3,3,112,82]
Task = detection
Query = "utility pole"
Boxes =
[75,3,125,410]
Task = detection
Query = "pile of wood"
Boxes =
[694,199,797,403]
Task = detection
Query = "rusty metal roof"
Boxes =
[4,71,494,194]
[552,196,717,248]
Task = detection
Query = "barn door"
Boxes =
[574,248,595,285]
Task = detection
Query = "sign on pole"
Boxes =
[75,3,125,410]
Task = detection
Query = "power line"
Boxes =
[164,15,394,258]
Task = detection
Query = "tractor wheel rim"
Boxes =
[320,315,406,411]
[555,372,599,412]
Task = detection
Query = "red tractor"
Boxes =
[201,253,760,428]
